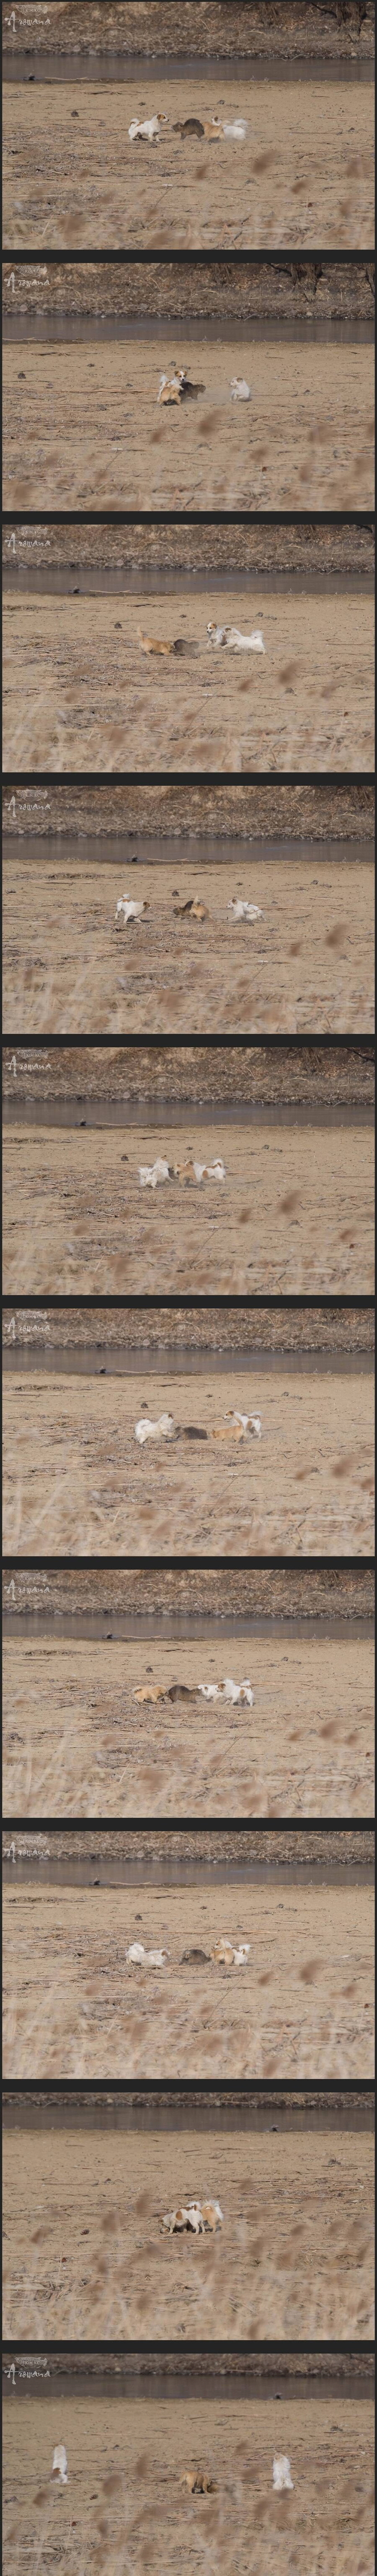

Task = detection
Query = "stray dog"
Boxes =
[137,625,176,656]
[180,2471,217,2493]
[207,622,265,651]
[128,114,168,144]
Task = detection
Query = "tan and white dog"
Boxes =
[158,365,188,405]
[162,2199,223,2235]
[128,113,168,144]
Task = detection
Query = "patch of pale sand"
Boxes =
[3,853,374,1036]
[3,1632,374,1819]
[2,1119,374,1296]
[3,2123,374,2342]
[3,590,374,773]
[3,2384,374,2576]
[3,338,374,512]
[2,1367,374,1558]
[3,73,374,248]
[3,1878,374,2080]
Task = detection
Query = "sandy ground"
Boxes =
[3,74,374,250]
[3,1366,374,1558]
[3,588,374,774]
[3,2121,374,2341]
[2,851,375,1036]
[3,1876,374,2079]
[3,1632,374,1819]
[3,336,374,513]
[3,1118,374,1295]
[3,2386,374,2576]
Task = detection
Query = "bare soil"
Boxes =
[4,519,372,571]
[3,2385,374,2576]
[3,2,375,61]
[3,1117,374,1295]
[3,256,374,320]
[3,778,373,836]
[2,2119,374,2341]
[3,1873,374,2080]
[3,1298,374,1349]
[2,848,375,1032]
[3,589,374,773]
[3,335,374,513]
[3,1565,373,1617]
[4,1041,373,1104]
[3,73,374,251]
[3,1363,374,1558]
[3,1630,374,1819]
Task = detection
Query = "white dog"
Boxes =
[230,378,250,399]
[139,1159,172,1189]
[222,1677,254,1706]
[116,896,149,926]
[134,1413,175,1444]
[128,114,167,144]
[207,622,265,652]
[52,2446,68,2485]
[126,1943,168,1967]
[273,2457,294,2492]
[227,899,263,922]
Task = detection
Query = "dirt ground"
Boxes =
[3,1117,374,1295]
[3,588,374,773]
[3,2120,374,2341]
[3,74,374,251]
[3,2387,374,2576]
[3,1631,374,1820]
[3,1365,374,1558]
[3,851,375,1035]
[3,335,374,513]
[3,1875,374,2079]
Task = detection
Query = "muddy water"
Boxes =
[2,832,374,865]
[3,2097,373,2134]
[3,1349,374,1374]
[3,1859,373,1888]
[4,316,374,345]
[4,55,374,84]
[3,1100,373,1128]
[2,1613,373,1638]
[5,564,374,595]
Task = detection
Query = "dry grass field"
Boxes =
[3,2117,374,2341]
[3,1871,374,2078]
[2,1115,374,1296]
[2,848,375,1036]
[3,586,374,773]
[3,333,374,514]
[3,1362,374,1557]
[3,2384,374,2576]
[3,1630,374,1819]
[3,71,374,251]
